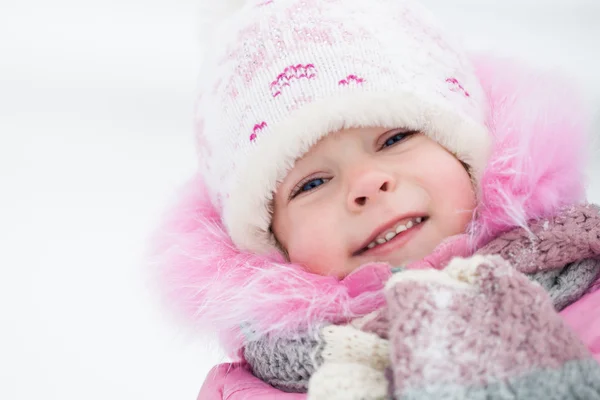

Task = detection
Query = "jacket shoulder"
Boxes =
[197,362,307,400]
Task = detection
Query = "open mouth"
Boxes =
[353,215,429,256]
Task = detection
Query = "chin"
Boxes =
[388,241,435,266]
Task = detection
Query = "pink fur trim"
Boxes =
[149,53,591,355]
[468,55,589,247]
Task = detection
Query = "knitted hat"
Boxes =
[195,0,490,255]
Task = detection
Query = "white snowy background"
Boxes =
[1,0,599,399]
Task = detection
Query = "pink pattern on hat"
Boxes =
[250,122,268,142]
[219,22,262,66]
[285,0,367,47]
[338,74,365,86]
[288,94,315,112]
[219,22,267,97]
[293,26,335,45]
[224,75,240,99]
[270,64,317,97]
[446,77,470,97]
[216,0,375,106]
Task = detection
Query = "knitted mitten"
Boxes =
[307,324,390,400]
[385,254,600,399]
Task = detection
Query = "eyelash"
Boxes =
[380,131,413,149]
[290,176,330,199]
[290,130,415,198]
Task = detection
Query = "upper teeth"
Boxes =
[365,217,424,250]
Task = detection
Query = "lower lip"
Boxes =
[358,219,426,257]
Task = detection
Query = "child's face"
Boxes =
[272,127,476,278]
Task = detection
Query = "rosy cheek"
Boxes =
[287,229,347,276]
[452,174,476,213]
[439,172,476,232]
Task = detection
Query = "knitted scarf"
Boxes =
[243,204,600,399]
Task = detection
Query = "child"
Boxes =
[151,0,600,398]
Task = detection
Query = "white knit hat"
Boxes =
[195,0,490,255]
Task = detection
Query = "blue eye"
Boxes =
[301,178,325,192]
[291,177,328,198]
[382,133,408,148]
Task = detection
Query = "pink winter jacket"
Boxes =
[197,288,600,399]
[152,52,598,399]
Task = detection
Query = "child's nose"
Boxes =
[347,169,395,211]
